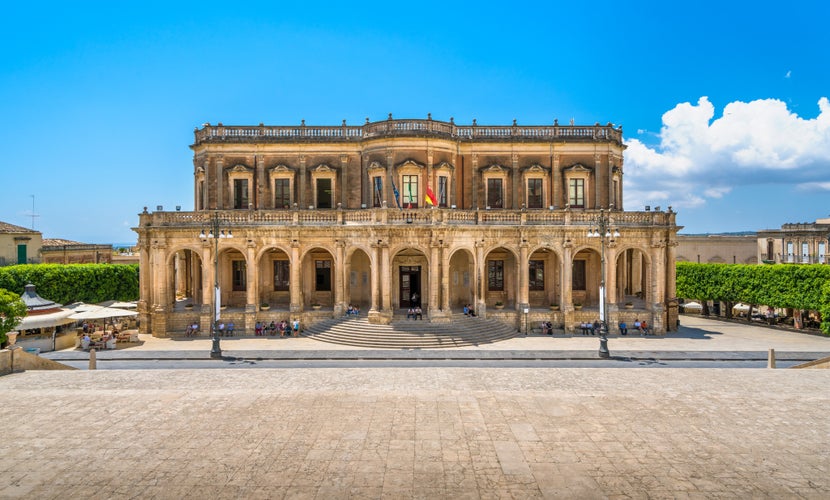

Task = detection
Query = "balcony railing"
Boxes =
[139,208,676,229]
[193,119,623,146]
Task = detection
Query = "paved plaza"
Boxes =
[2,316,829,498]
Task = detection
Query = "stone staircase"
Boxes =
[302,314,519,349]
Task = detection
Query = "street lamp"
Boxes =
[587,208,619,358]
[199,211,233,359]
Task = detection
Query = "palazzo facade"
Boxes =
[135,117,680,336]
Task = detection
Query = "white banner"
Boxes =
[214,286,221,321]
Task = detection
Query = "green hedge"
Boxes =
[676,262,830,334]
[0,264,139,305]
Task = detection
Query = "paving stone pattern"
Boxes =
[1,368,828,498]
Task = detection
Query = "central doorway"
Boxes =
[399,265,421,307]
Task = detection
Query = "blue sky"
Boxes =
[2,1,829,244]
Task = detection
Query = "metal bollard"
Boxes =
[768,348,775,369]
[89,348,97,370]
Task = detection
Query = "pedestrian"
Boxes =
[593,320,600,335]
[633,318,641,334]
[292,319,300,337]
[619,321,627,335]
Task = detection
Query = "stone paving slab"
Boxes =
[1,368,828,498]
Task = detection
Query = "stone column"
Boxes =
[245,244,257,310]
[475,239,485,315]
[256,154,265,209]
[518,239,529,308]
[512,153,520,209]
[441,243,450,312]
[594,153,602,209]
[215,157,224,209]
[429,242,439,316]
[562,242,573,331]
[380,243,391,313]
[552,153,561,209]
[369,241,380,316]
[334,239,345,315]
[290,241,301,312]
[340,155,349,208]
[151,241,168,337]
[471,154,479,208]
[606,244,618,306]
[298,155,307,208]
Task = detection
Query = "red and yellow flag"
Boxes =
[425,185,437,206]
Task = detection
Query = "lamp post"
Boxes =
[587,208,619,359]
[200,211,233,359]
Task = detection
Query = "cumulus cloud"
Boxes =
[624,97,830,209]
[785,70,791,78]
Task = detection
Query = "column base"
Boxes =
[428,310,452,323]
[368,310,392,325]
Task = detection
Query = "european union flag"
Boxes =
[391,178,402,210]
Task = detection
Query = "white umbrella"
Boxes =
[69,305,138,320]
[14,309,76,330]
[97,300,138,309]
[681,301,702,311]
[733,303,751,312]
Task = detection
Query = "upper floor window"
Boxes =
[438,176,448,207]
[527,179,543,209]
[487,179,503,208]
[233,179,249,209]
[274,179,291,209]
[568,179,584,208]
[372,177,383,207]
[402,175,418,208]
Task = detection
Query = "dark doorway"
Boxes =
[399,265,421,307]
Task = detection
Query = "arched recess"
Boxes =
[391,248,429,309]
[448,248,475,310]
[484,246,518,308]
[220,247,248,309]
[301,247,335,308]
[528,247,560,307]
[258,246,292,310]
[168,247,203,310]
[346,247,372,309]
[571,247,601,307]
[615,247,651,305]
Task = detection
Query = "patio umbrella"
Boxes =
[97,300,138,309]
[732,303,751,312]
[69,305,138,320]
[681,301,702,311]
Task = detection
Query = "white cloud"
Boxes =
[785,70,791,79]
[624,97,830,210]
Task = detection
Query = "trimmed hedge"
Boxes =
[0,264,139,305]
[676,262,830,334]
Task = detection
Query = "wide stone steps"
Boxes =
[302,314,519,349]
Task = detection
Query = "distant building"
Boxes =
[676,234,758,265]
[41,239,113,264]
[135,117,681,337]
[757,218,830,264]
[0,221,42,266]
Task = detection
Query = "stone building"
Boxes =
[0,221,42,266]
[41,239,113,264]
[676,234,758,265]
[757,218,830,264]
[134,117,680,337]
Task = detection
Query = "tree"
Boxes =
[0,288,27,346]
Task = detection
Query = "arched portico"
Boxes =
[257,246,292,311]
[346,247,372,310]
[300,247,336,309]
[391,248,429,310]
[527,247,561,308]
[483,246,518,309]
[168,247,203,310]
[448,248,475,311]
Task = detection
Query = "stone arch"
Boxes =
[301,247,336,309]
[165,245,204,310]
[257,246,292,311]
[570,247,600,308]
[448,247,475,310]
[391,247,429,309]
[614,246,652,306]
[345,247,372,310]
[527,246,561,307]
[484,246,519,308]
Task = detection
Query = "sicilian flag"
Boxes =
[425,185,437,206]
[391,178,402,210]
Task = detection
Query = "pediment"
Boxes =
[270,164,294,173]
[229,164,253,173]
[367,161,386,172]
[563,163,593,173]
[434,161,455,171]
[522,163,549,174]
[313,163,336,172]
[395,159,425,170]
[481,164,507,173]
